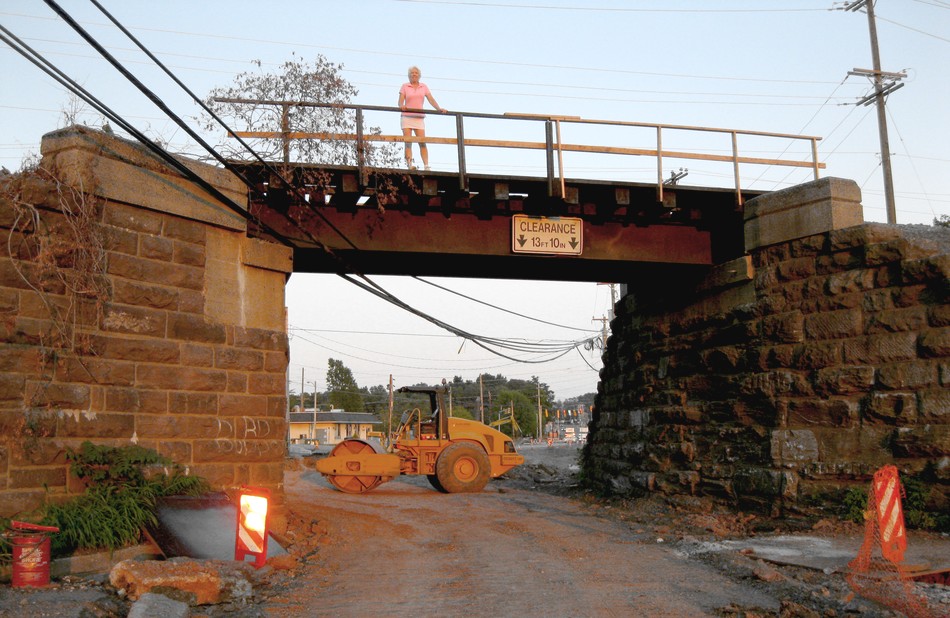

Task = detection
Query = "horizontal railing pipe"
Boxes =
[216,98,826,201]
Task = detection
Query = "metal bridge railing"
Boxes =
[218,98,824,206]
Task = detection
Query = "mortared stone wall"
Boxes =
[584,178,949,516]
[0,126,292,520]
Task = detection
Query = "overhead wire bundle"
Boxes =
[2,0,603,369]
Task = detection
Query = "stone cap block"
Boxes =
[244,236,293,275]
[40,125,249,232]
[744,177,864,251]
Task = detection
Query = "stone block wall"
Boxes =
[584,178,949,516]
[0,127,292,519]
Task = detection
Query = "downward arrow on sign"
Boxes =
[518,235,527,247]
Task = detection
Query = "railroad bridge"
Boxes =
[221,101,824,283]
[2,115,946,529]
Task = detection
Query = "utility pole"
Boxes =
[592,316,609,352]
[536,379,542,442]
[843,0,905,224]
[309,380,319,442]
[597,282,618,320]
[594,282,617,354]
[285,372,291,443]
[388,375,394,444]
[479,374,485,424]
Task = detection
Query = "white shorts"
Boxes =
[401,115,425,131]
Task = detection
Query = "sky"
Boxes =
[2,1,948,401]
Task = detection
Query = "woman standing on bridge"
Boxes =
[398,66,445,171]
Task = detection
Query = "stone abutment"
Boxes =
[584,178,949,518]
[0,127,291,524]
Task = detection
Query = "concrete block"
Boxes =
[128,593,189,618]
[744,177,863,251]
[696,255,754,293]
[51,543,162,578]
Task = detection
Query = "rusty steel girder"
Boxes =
[237,164,753,282]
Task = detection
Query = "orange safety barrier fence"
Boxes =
[846,465,937,617]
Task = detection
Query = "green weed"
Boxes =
[840,476,948,533]
[35,442,209,556]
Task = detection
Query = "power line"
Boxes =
[413,277,599,333]
[291,327,457,338]
[886,106,938,221]
[83,0,363,260]
[0,10,852,85]
[4,35,860,105]
[0,20,297,247]
[333,274,599,361]
[8,7,598,368]
[759,77,851,189]
[8,35,861,93]
[875,12,950,43]
[354,80,854,107]
[391,1,828,13]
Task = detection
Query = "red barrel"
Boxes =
[9,521,59,588]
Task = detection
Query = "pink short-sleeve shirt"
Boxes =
[400,82,430,118]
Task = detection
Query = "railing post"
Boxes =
[555,119,565,198]
[355,108,366,186]
[215,99,826,207]
[545,120,555,197]
[656,126,664,203]
[456,114,467,192]
[280,104,291,164]
[731,130,743,206]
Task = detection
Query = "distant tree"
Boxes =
[502,376,554,411]
[558,392,596,412]
[202,53,400,166]
[935,214,950,228]
[357,373,572,432]
[496,389,537,437]
[449,405,474,420]
[286,390,321,412]
[326,358,364,411]
[361,384,390,416]
[287,392,302,411]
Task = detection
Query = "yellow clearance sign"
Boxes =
[511,214,583,256]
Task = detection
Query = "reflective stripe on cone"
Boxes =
[872,465,907,564]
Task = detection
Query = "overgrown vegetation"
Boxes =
[32,442,209,556]
[0,163,110,384]
[842,485,869,524]
[841,475,950,533]
[202,53,400,168]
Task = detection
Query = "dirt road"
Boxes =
[4,443,944,617]
[264,444,780,617]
